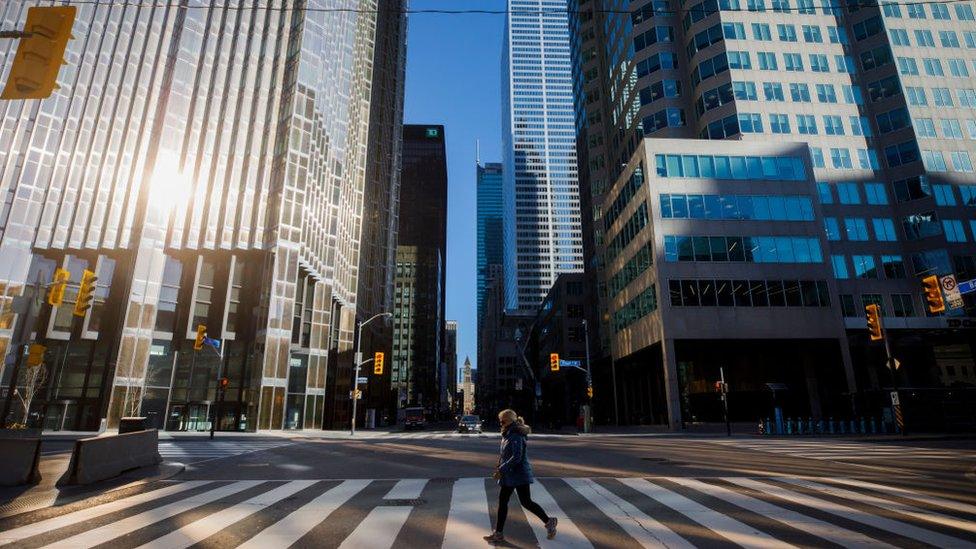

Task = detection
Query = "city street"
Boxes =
[1,429,974,548]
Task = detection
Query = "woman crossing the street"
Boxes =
[484,409,557,544]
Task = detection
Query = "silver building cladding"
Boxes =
[0,1,392,431]
[502,0,585,312]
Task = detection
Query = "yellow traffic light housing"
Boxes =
[47,268,70,306]
[549,353,560,372]
[26,343,46,367]
[865,304,883,341]
[72,269,97,317]
[194,324,207,351]
[374,352,385,375]
[586,386,593,399]
[1,6,76,100]
[921,275,945,313]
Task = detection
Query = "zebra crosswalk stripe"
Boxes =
[44,481,263,549]
[0,481,211,545]
[237,479,370,549]
[619,478,795,548]
[723,477,974,547]
[3,476,976,549]
[667,477,894,549]
[135,480,318,549]
[565,478,695,549]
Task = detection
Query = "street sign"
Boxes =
[887,357,901,371]
[941,274,965,309]
[958,277,976,295]
[354,352,362,365]
[560,359,582,367]
[890,391,900,406]
[356,377,368,384]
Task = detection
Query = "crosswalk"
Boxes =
[2,475,974,548]
[703,438,976,462]
[158,440,294,463]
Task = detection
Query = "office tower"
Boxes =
[392,125,448,412]
[391,246,442,410]
[445,320,458,411]
[477,161,504,322]
[501,0,584,312]
[351,0,408,429]
[570,0,976,428]
[0,1,401,432]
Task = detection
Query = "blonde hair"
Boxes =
[498,409,530,433]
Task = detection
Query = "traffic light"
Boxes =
[549,353,560,372]
[586,386,593,399]
[921,275,945,313]
[47,268,70,306]
[374,352,384,375]
[26,344,46,367]
[1,6,76,100]
[865,304,883,341]
[194,324,207,351]
[219,377,229,389]
[72,269,97,317]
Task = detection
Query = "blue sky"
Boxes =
[404,0,506,371]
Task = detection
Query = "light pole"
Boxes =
[351,311,391,436]
[582,319,592,433]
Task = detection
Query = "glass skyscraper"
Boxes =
[570,0,976,427]
[0,1,405,432]
[476,161,504,322]
[501,0,584,312]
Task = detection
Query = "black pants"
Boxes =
[496,484,550,533]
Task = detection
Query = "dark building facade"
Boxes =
[533,273,590,427]
[392,125,448,415]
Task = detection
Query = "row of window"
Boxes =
[889,28,976,49]
[604,167,644,232]
[606,203,649,259]
[660,194,815,221]
[608,246,654,297]
[654,154,806,181]
[824,217,898,242]
[832,254,907,280]
[699,81,864,112]
[613,285,658,333]
[663,235,824,264]
[668,279,831,309]
[897,56,976,79]
[818,181,888,206]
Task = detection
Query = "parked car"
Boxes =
[457,414,482,433]
[403,407,426,430]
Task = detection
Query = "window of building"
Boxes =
[882,255,906,278]
[891,294,915,317]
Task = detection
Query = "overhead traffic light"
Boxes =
[921,275,945,313]
[194,324,207,351]
[72,269,97,317]
[865,304,883,341]
[374,351,384,375]
[47,268,70,306]
[549,353,560,372]
[1,6,76,100]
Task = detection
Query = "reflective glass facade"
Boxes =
[477,161,504,322]
[0,1,403,431]
[502,0,584,312]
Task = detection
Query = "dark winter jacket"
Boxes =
[497,424,534,487]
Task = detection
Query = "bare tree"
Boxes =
[15,363,47,427]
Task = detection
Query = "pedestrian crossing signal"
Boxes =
[921,275,945,313]
[26,343,46,367]
[865,304,883,341]
[550,353,559,371]
[374,352,384,375]
[219,377,229,389]
[194,324,207,351]
[72,269,97,317]
[47,268,70,306]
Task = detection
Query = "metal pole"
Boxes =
[351,320,362,436]
[610,357,619,426]
[582,320,591,433]
[720,367,731,436]
[881,326,905,436]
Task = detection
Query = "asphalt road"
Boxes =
[2,429,974,548]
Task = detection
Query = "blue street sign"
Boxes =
[203,336,221,350]
[958,278,976,295]
[560,359,582,367]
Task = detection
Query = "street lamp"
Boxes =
[351,311,392,435]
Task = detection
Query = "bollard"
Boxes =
[807,417,814,434]
[786,418,793,435]
[860,417,866,434]
[880,418,888,434]
[764,417,772,435]
[839,419,846,434]
[850,419,857,434]
[816,419,824,434]
[870,417,877,434]
[828,417,835,434]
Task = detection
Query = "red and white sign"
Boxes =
[940,274,965,309]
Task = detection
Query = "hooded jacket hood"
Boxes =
[505,423,531,436]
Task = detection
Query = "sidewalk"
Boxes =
[0,453,183,519]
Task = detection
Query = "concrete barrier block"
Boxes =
[0,437,42,486]
[61,429,162,486]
